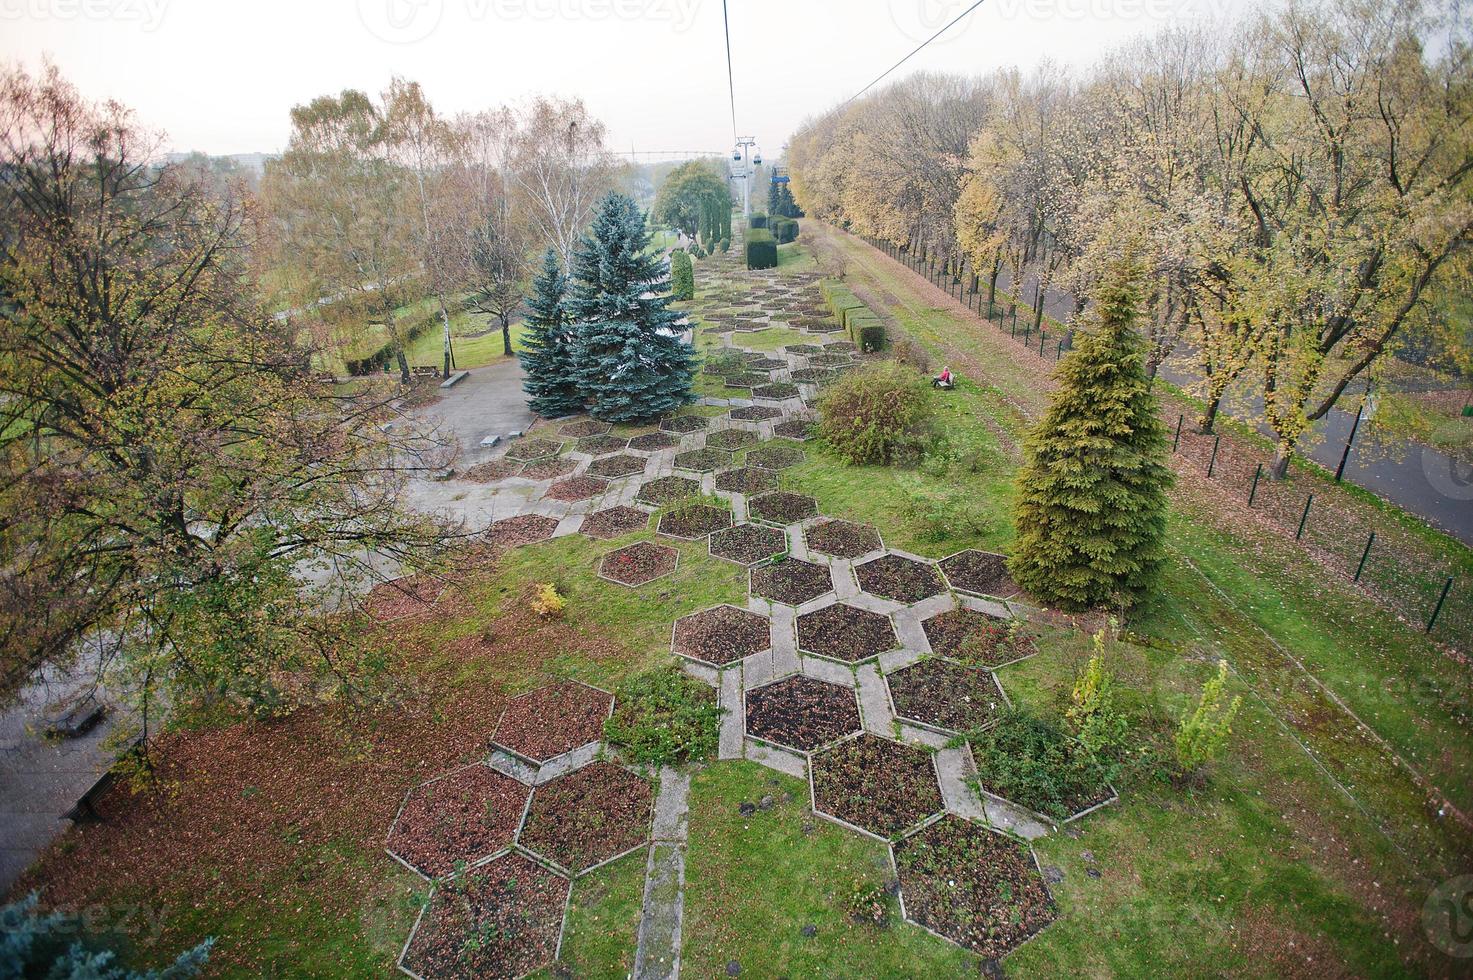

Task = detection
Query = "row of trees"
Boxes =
[261,82,619,379]
[651,159,732,251]
[788,0,1472,476]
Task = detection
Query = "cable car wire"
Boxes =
[841,0,989,108]
[721,0,738,144]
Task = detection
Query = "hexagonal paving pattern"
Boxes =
[628,430,679,451]
[939,549,1021,599]
[660,414,708,433]
[673,604,771,666]
[796,603,897,662]
[598,541,679,586]
[558,418,611,438]
[577,434,630,456]
[893,815,1055,959]
[745,444,806,470]
[587,453,647,479]
[636,475,702,506]
[887,658,1006,734]
[400,851,569,979]
[657,503,733,540]
[704,428,760,451]
[545,476,609,502]
[773,418,814,440]
[519,761,654,874]
[803,519,882,559]
[709,523,788,566]
[745,675,861,752]
[503,437,563,461]
[729,405,783,422]
[750,557,834,605]
[519,456,579,481]
[748,491,819,525]
[713,466,778,495]
[490,680,613,763]
[810,734,943,838]
[673,447,732,472]
[485,513,559,548]
[386,764,529,879]
[919,608,1035,667]
[579,505,651,540]
[855,553,947,603]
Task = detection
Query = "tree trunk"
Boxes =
[395,348,411,385]
[1270,441,1294,479]
[501,313,513,358]
[438,296,454,378]
[987,256,1000,306]
[1197,397,1220,434]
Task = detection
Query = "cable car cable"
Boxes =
[841,0,989,108]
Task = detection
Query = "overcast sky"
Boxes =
[2,0,1256,158]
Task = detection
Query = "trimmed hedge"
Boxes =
[746,228,778,270]
[772,217,799,244]
[749,213,769,229]
[819,280,886,351]
[670,249,694,300]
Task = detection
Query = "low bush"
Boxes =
[604,665,723,767]
[1174,659,1241,778]
[749,213,769,229]
[746,229,778,270]
[670,249,694,300]
[969,707,1118,821]
[719,236,731,253]
[817,361,934,465]
[772,217,799,243]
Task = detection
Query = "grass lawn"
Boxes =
[530,850,646,978]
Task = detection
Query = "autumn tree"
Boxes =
[510,96,617,266]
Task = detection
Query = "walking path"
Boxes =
[633,767,691,980]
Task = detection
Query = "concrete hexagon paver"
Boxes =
[490,680,614,764]
[745,444,806,470]
[673,604,771,666]
[745,674,861,752]
[519,761,654,875]
[657,503,733,541]
[576,434,630,456]
[810,733,943,839]
[385,764,529,879]
[636,476,702,507]
[709,522,788,566]
[750,557,834,606]
[629,430,679,451]
[660,415,708,434]
[796,603,897,662]
[704,428,761,451]
[598,541,679,587]
[558,418,611,438]
[503,437,564,461]
[713,466,778,495]
[544,476,609,502]
[855,553,947,603]
[485,513,560,548]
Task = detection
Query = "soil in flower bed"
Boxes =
[804,519,881,559]
[809,353,853,367]
[790,367,833,384]
[559,418,611,438]
[491,680,613,762]
[459,459,521,483]
[577,434,630,456]
[386,765,530,878]
[745,445,806,470]
[939,550,1020,598]
[674,448,732,472]
[365,574,446,621]
[744,357,786,371]
[503,437,564,461]
[748,490,819,525]
[892,815,1055,959]
[713,466,778,495]
[784,344,821,355]
[485,514,560,548]
[920,609,1035,667]
[729,405,783,421]
[519,456,580,481]
[545,476,610,502]
[658,503,733,540]
[519,761,654,874]
[724,372,773,389]
[598,541,679,586]
[673,604,771,665]
[811,734,943,838]
[753,383,800,400]
[636,476,701,506]
[773,419,814,440]
[826,341,858,353]
[745,675,861,751]
[400,851,569,980]
[704,428,760,451]
[579,505,651,539]
[750,557,833,605]
[587,453,647,479]
[629,430,679,451]
[855,554,947,603]
[796,602,896,662]
[887,658,1005,733]
[709,522,788,565]
[661,415,709,433]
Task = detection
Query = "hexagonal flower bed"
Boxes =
[657,503,733,540]
[750,557,833,605]
[504,437,564,462]
[365,574,446,622]
[796,603,897,662]
[745,675,861,752]
[887,658,1006,734]
[704,428,761,451]
[709,523,788,566]
[810,734,943,839]
[855,554,947,603]
[545,476,609,502]
[628,430,679,451]
[587,453,647,479]
[519,762,654,875]
[635,476,701,507]
[920,609,1036,668]
[803,519,882,559]
[485,514,559,548]
[558,418,611,438]
[578,505,650,540]
[491,680,614,763]
[748,491,818,525]
[753,382,800,400]
[598,541,679,587]
[790,367,833,384]
[722,371,771,389]
[460,458,522,483]
[673,604,771,666]
[743,356,786,371]
[660,414,708,434]
[893,815,1055,959]
[745,444,806,470]
[400,851,569,979]
[519,457,580,481]
[939,550,1020,599]
[713,466,778,495]
[809,352,853,367]
[773,418,814,441]
[729,405,783,422]
[673,448,732,473]
[577,434,630,456]
[385,765,529,879]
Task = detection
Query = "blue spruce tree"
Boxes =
[517,248,583,417]
[569,193,696,422]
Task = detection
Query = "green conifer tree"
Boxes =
[670,248,695,300]
[517,248,583,417]
[1009,256,1172,609]
[569,193,696,422]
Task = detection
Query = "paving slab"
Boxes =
[855,663,895,735]
[719,669,744,760]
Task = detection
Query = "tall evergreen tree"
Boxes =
[517,248,583,417]
[569,192,696,421]
[1009,256,1173,610]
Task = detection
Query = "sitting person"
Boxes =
[932,366,954,389]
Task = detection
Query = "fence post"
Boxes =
[1039,330,1047,355]
[1295,494,1313,540]
[1248,463,1262,506]
[1207,435,1220,478]
[1426,577,1453,634]
[1055,340,1063,361]
[1172,414,1183,452]
[1354,531,1375,582]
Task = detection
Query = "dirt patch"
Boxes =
[520,457,580,481]
[855,554,946,603]
[579,506,651,540]
[460,459,522,483]
[748,491,818,525]
[491,680,613,763]
[796,603,896,662]
[598,541,679,586]
[709,523,788,566]
[704,429,761,451]
[744,675,861,751]
[636,476,702,506]
[674,448,733,472]
[629,431,679,451]
[577,434,630,456]
[811,734,942,838]
[657,503,733,540]
[804,519,881,558]
[729,406,783,422]
[887,659,1005,733]
[385,765,529,879]
[587,454,647,479]
[545,476,610,502]
[519,762,654,874]
[713,466,778,494]
[673,604,771,665]
[504,437,564,462]
[920,609,1035,668]
[750,557,833,605]
[661,415,709,434]
[365,574,447,622]
[938,550,1020,599]
[485,514,561,548]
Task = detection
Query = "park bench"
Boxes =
[64,733,144,823]
[410,365,440,379]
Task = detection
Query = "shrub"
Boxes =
[1174,660,1241,777]
[970,707,1117,821]
[719,236,731,253]
[749,213,769,229]
[2,892,213,979]
[745,229,778,270]
[530,583,565,618]
[772,217,799,243]
[1066,627,1129,761]
[604,665,723,766]
[817,361,933,465]
[670,249,694,300]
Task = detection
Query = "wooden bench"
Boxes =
[410,365,441,379]
[64,734,144,823]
